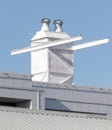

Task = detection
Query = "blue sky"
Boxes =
[0,0,112,88]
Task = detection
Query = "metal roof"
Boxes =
[0,106,112,130]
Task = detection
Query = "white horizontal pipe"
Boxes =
[67,38,109,51]
[11,35,82,55]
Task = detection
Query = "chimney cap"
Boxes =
[54,19,63,32]
[41,18,50,24]
[54,19,63,26]
[41,18,51,31]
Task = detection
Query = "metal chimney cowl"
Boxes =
[54,19,63,32]
[41,18,51,32]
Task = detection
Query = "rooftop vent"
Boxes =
[41,18,51,32]
[54,19,63,32]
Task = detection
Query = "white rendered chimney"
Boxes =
[11,18,109,84]
[30,18,73,84]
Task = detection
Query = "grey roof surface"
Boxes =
[1,72,112,94]
[0,106,112,130]
[33,80,112,93]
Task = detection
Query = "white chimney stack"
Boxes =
[11,18,109,84]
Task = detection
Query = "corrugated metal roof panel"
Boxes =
[0,107,112,130]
